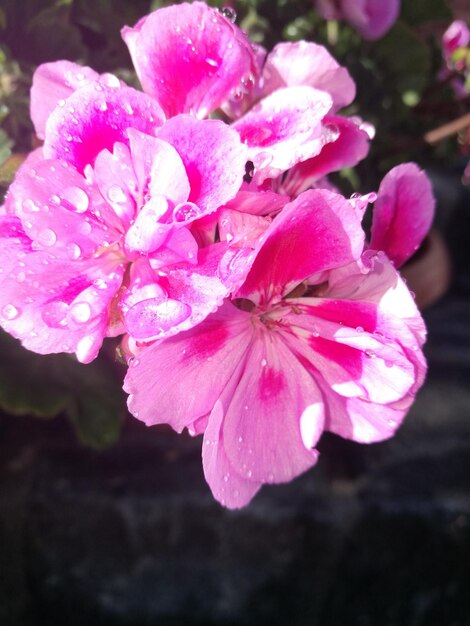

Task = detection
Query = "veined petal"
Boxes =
[124,301,253,431]
[237,189,364,305]
[370,163,435,268]
[122,2,257,118]
[233,86,333,183]
[222,328,322,485]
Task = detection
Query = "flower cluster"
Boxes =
[0,1,434,508]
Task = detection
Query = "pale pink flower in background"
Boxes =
[125,186,428,508]
[315,0,400,40]
[442,20,470,62]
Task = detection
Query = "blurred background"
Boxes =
[1,0,470,624]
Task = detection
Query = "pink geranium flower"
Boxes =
[124,180,430,508]
[122,3,370,184]
[0,74,247,362]
[315,0,400,40]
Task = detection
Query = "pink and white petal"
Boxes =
[341,0,400,40]
[124,301,254,431]
[370,163,435,268]
[0,245,124,362]
[44,82,165,173]
[30,61,99,139]
[237,189,364,304]
[127,130,190,212]
[232,86,333,183]
[282,303,417,405]
[262,42,356,110]
[93,143,138,231]
[157,115,248,214]
[147,226,199,268]
[9,159,116,259]
[203,398,261,509]
[123,244,232,342]
[218,208,272,246]
[222,330,322,485]
[223,187,290,217]
[121,2,257,118]
[280,116,370,197]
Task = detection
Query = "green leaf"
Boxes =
[401,0,452,25]
[0,331,125,449]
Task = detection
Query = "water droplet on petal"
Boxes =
[220,6,237,22]
[69,301,92,324]
[37,228,57,247]
[42,301,69,328]
[173,201,200,222]
[22,199,40,213]
[356,326,364,333]
[2,304,21,320]
[62,186,89,213]
[107,185,127,204]
[66,242,82,260]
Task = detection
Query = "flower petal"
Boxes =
[222,330,322,485]
[30,61,99,139]
[232,86,333,183]
[124,302,253,431]
[237,189,364,304]
[369,163,435,268]
[122,2,256,118]
[262,41,356,110]
[280,115,370,197]
[44,81,165,173]
[157,115,247,214]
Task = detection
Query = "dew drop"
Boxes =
[364,349,375,358]
[22,199,40,213]
[220,6,237,22]
[69,301,92,324]
[37,228,57,247]
[173,201,200,222]
[261,358,267,367]
[66,242,82,260]
[107,185,127,204]
[356,326,364,333]
[63,186,89,213]
[2,304,21,320]
[41,301,69,328]
[58,99,66,107]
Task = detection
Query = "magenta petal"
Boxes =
[30,61,99,139]
[222,332,321,485]
[262,42,356,110]
[124,302,253,431]
[157,115,247,213]
[280,116,370,196]
[44,81,165,173]
[233,86,333,183]
[370,163,435,268]
[237,189,364,303]
[122,2,256,118]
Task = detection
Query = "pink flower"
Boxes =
[315,0,400,40]
[442,20,470,62]
[122,3,368,185]
[124,187,427,508]
[0,76,247,362]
